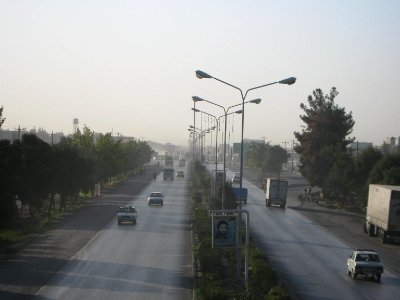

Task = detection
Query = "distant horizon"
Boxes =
[1,123,396,149]
[1,1,400,148]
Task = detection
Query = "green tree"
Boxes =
[323,146,355,206]
[368,153,400,185]
[354,147,383,204]
[294,88,355,194]
[95,133,126,182]
[246,143,288,180]
[0,140,21,223]
[124,139,153,172]
[18,134,53,216]
[0,106,5,128]
[52,138,93,212]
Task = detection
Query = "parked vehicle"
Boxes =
[265,178,288,208]
[148,192,164,206]
[232,187,248,204]
[117,206,137,225]
[347,249,383,282]
[364,184,400,244]
[163,168,174,181]
[176,170,184,178]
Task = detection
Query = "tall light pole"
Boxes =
[195,69,296,282]
[192,109,219,176]
[193,100,196,158]
[192,96,260,209]
[189,126,215,158]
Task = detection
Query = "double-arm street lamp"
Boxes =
[192,96,261,209]
[192,107,244,207]
[189,126,216,161]
[191,109,219,176]
[195,69,296,283]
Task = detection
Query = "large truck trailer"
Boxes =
[163,168,174,181]
[364,184,400,244]
[265,178,288,209]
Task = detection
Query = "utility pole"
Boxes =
[292,140,296,172]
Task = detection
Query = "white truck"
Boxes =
[364,184,400,244]
[265,178,288,209]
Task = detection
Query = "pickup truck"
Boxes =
[346,249,383,282]
[117,206,137,225]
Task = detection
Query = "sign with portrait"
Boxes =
[212,216,236,247]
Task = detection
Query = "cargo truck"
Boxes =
[163,168,174,181]
[232,187,248,204]
[165,155,173,167]
[364,184,400,244]
[265,178,288,208]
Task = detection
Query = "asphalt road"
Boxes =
[34,167,192,300]
[220,165,400,300]
[0,165,192,300]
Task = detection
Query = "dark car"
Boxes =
[117,206,137,225]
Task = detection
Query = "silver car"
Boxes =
[148,192,164,206]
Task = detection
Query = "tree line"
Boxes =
[295,87,400,207]
[0,121,154,225]
[244,88,400,208]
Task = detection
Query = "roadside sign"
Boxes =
[212,216,236,247]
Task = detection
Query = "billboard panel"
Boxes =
[212,216,236,247]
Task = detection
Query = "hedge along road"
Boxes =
[0,164,193,300]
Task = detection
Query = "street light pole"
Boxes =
[192,109,219,178]
[192,96,258,209]
[195,70,296,283]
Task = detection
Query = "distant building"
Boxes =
[386,137,396,147]
[381,136,400,154]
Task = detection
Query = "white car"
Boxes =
[231,172,241,184]
[148,192,164,206]
[347,249,384,282]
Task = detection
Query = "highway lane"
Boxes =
[216,165,400,300]
[35,167,192,300]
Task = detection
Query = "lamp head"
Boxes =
[279,77,296,85]
[195,70,212,79]
[192,96,204,102]
[249,98,262,104]
[191,108,200,112]
[235,110,243,114]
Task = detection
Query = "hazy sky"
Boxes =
[1,0,399,146]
